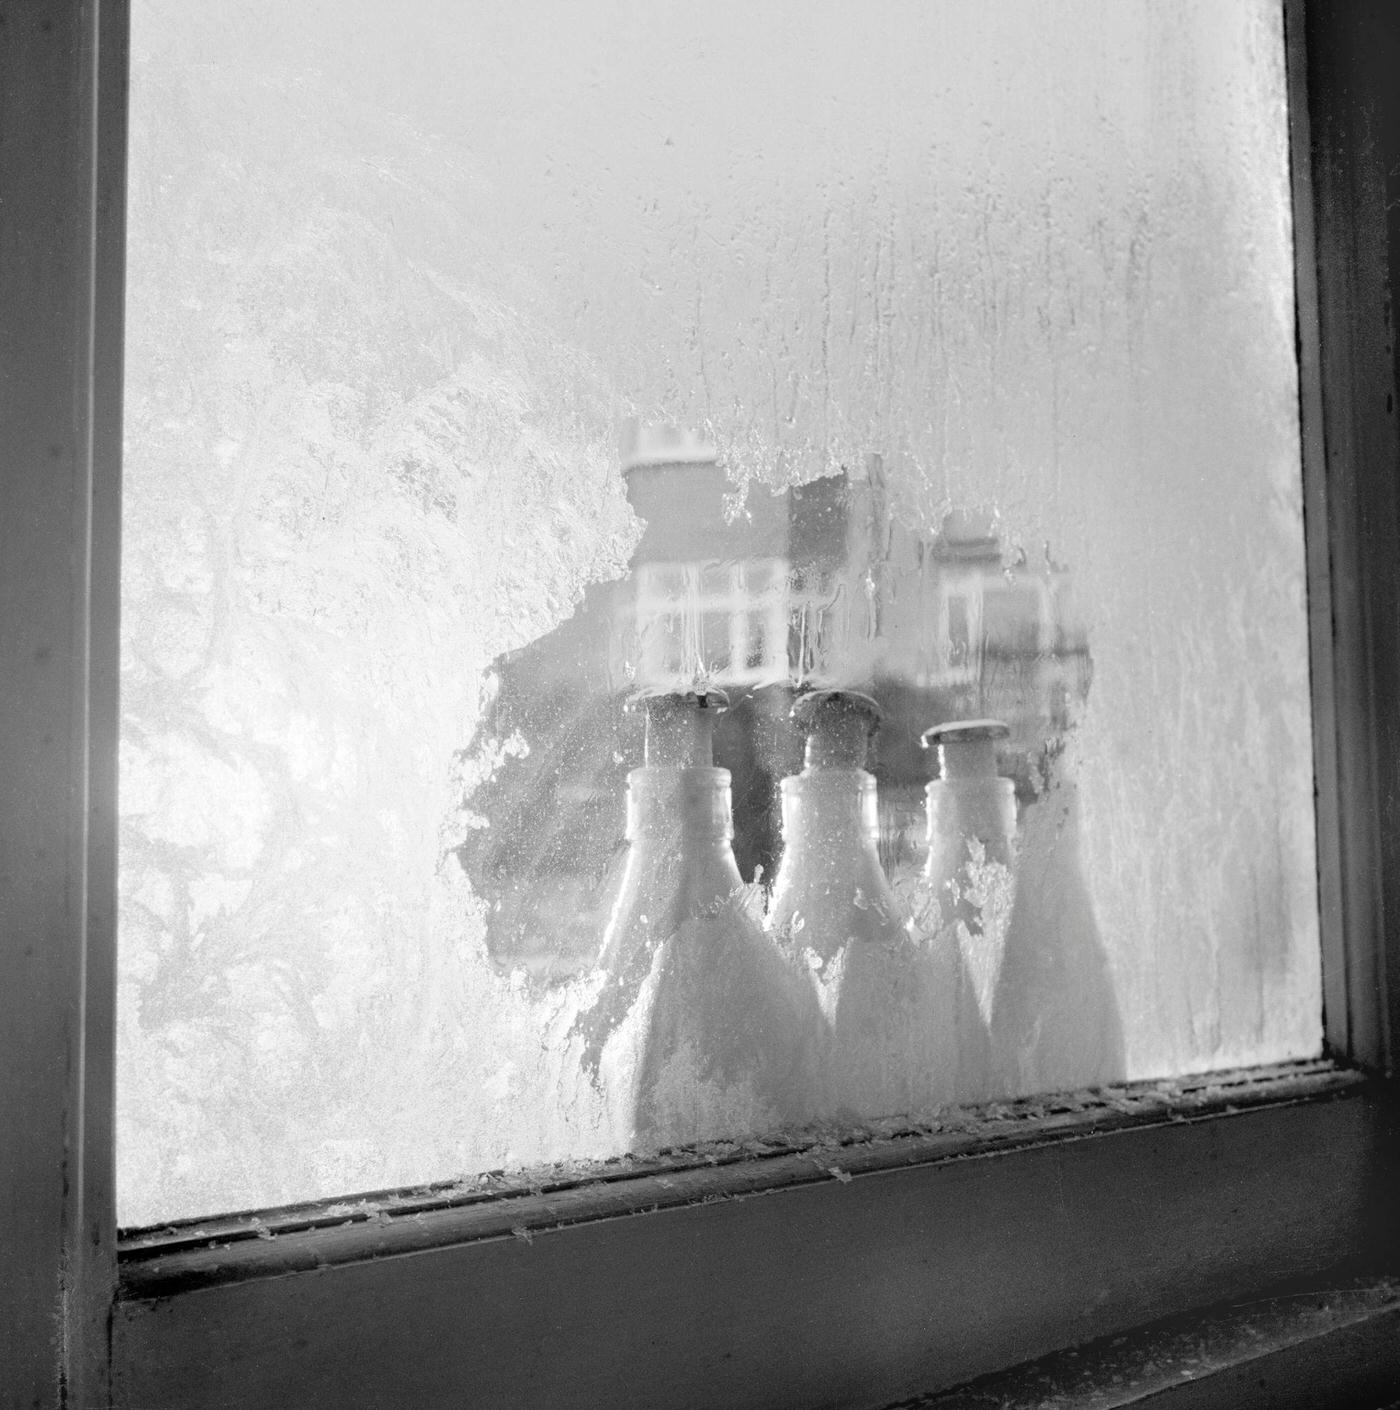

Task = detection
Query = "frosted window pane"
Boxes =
[120,0,1317,1224]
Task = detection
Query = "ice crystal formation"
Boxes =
[120,0,1319,1224]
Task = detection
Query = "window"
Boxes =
[118,0,1325,1222]
[633,556,789,689]
[4,2,1399,1407]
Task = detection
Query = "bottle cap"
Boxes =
[630,688,730,767]
[792,688,882,769]
[919,718,1009,747]
[920,718,1009,780]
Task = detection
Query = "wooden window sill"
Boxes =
[114,1059,1399,1410]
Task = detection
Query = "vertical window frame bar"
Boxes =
[1289,0,1400,1075]
[0,1,126,1404]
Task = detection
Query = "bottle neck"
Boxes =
[626,765,735,844]
[924,775,1016,848]
[779,768,881,850]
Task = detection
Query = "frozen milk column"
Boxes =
[578,689,819,1150]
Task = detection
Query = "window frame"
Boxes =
[2,1,1397,1405]
[633,555,790,687]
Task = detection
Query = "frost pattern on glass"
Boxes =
[120,0,1318,1224]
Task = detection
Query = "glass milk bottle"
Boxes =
[989,747,1126,1095]
[920,719,1016,1101]
[577,689,818,1151]
[767,690,958,1118]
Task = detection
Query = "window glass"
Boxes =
[120,0,1317,1224]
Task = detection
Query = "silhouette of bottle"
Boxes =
[578,689,818,1151]
[768,690,958,1118]
[920,719,1015,1102]
[990,761,1125,1095]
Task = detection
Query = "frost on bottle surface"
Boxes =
[767,690,965,1119]
[918,721,1017,1103]
[990,746,1126,1096]
[919,723,1126,1098]
[575,690,818,1150]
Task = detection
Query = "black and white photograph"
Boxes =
[4,2,1399,1406]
